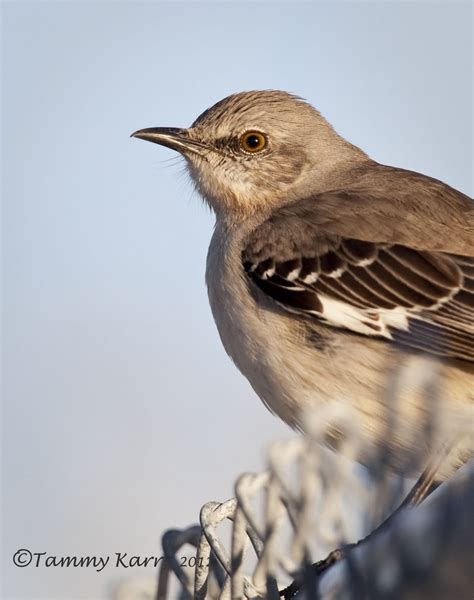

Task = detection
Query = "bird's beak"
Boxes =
[130,127,206,156]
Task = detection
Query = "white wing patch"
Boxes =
[326,267,345,279]
[376,306,410,331]
[287,268,301,281]
[260,267,275,280]
[318,296,410,338]
[303,273,318,284]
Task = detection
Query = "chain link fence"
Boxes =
[115,364,474,599]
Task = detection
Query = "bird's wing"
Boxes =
[242,168,474,361]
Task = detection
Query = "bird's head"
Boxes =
[132,91,367,222]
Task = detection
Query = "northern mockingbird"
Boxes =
[132,90,473,484]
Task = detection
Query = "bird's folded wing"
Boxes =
[242,183,474,361]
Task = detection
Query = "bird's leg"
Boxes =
[279,463,442,599]
[312,466,440,571]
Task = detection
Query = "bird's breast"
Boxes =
[205,223,357,427]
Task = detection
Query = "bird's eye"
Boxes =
[240,131,267,154]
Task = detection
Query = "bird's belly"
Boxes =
[207,273,327,427]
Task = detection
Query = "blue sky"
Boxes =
[2,1,472,598]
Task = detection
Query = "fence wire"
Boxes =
[154,365,473,600]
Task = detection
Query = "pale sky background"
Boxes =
[2,1,472,599]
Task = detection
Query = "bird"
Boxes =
[132,90,473,487]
